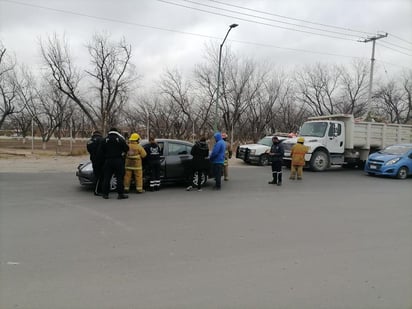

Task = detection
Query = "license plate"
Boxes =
[370,164,377,169]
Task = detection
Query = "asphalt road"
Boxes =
[1,165,411,309]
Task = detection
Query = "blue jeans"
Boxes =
[213,163,223,189]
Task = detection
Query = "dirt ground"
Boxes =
[0,148,89,173]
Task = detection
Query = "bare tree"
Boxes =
[401,70,412,123]
[40,34,95,128]
[41,33,137,134]
[0,45,18,129]
[295,63,341,116]
[374,75,411,124]
[86,33,136,134]
[338,60,369,117]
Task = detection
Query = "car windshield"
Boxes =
[299,122,328,137]
[380,145,412,155]
[257,137,273,147]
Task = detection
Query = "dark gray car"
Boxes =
[76,139,210,190]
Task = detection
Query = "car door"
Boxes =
[326,121,344,154]
[164,141,192,180]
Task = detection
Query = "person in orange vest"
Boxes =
[124,133,147,193]
[290,137,309,180]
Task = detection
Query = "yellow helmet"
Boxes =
[129,133,140,141]
[297,137,305,143]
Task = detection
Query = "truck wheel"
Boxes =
[259,154,269,166]
[396,167,409,179]
[310,150,329,172]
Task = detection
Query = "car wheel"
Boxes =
[192,171,208,187]
[310,150,329,172]
[396,167,409,179]
[259,154,269,166]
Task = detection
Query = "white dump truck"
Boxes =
[282,114,412,171]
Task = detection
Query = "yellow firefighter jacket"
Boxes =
[125,142,147,170]
[291,143,309,166]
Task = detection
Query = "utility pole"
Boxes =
[360,33,388,120]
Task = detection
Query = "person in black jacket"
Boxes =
[186,136,209,192]
[87,131,104,196]
[144,136,162,191]
[267,136,284,186]
[100,128,129,199]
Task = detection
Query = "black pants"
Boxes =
[192,168,207,189]
[213,163,223,189]
[148,161,161,190]
[102,157,125,195]
[92,161,103,194]
[271,160,282,184]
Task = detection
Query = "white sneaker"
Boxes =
[186,186,193,191]
[197,189,202,192]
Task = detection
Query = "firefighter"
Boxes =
[124,133,147,193]
[221,132,232,181]
[290,137,309,180]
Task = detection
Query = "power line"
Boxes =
[379,42,412,57]
[157,0,357,42]
[177,0,363,39]
[208,0,375,36]
[380,40,412,52]
[387,32,412,46]
[1,0,410,70]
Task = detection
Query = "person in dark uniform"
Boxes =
[100,128,129,199]
[267,136,284,186]
[144,136,162,191]
[186,135,209,192]
[86,130,104,196]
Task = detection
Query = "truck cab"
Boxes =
[282,120,345,171]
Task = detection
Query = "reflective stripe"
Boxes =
[128,155,140,159]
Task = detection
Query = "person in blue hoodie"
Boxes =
[209,132,226,190]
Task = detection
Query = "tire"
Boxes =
[396,167,409,179]
[310,150,329,172]
[259,154,269,166]
[191,171,208,187]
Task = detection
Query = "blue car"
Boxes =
[364,143,412,179]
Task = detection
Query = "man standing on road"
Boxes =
[267,136,284,186]
[186,135,209,192]
[87,130,104,196]
[100,128,129,199]
[209,132,226,190]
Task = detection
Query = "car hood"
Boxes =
[369,152,400,162]
[239,143,269,150]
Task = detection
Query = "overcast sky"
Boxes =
[1,0,411,87]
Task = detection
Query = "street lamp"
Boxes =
[214,23,238,132]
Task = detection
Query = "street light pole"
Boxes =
[214,23,238,132]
